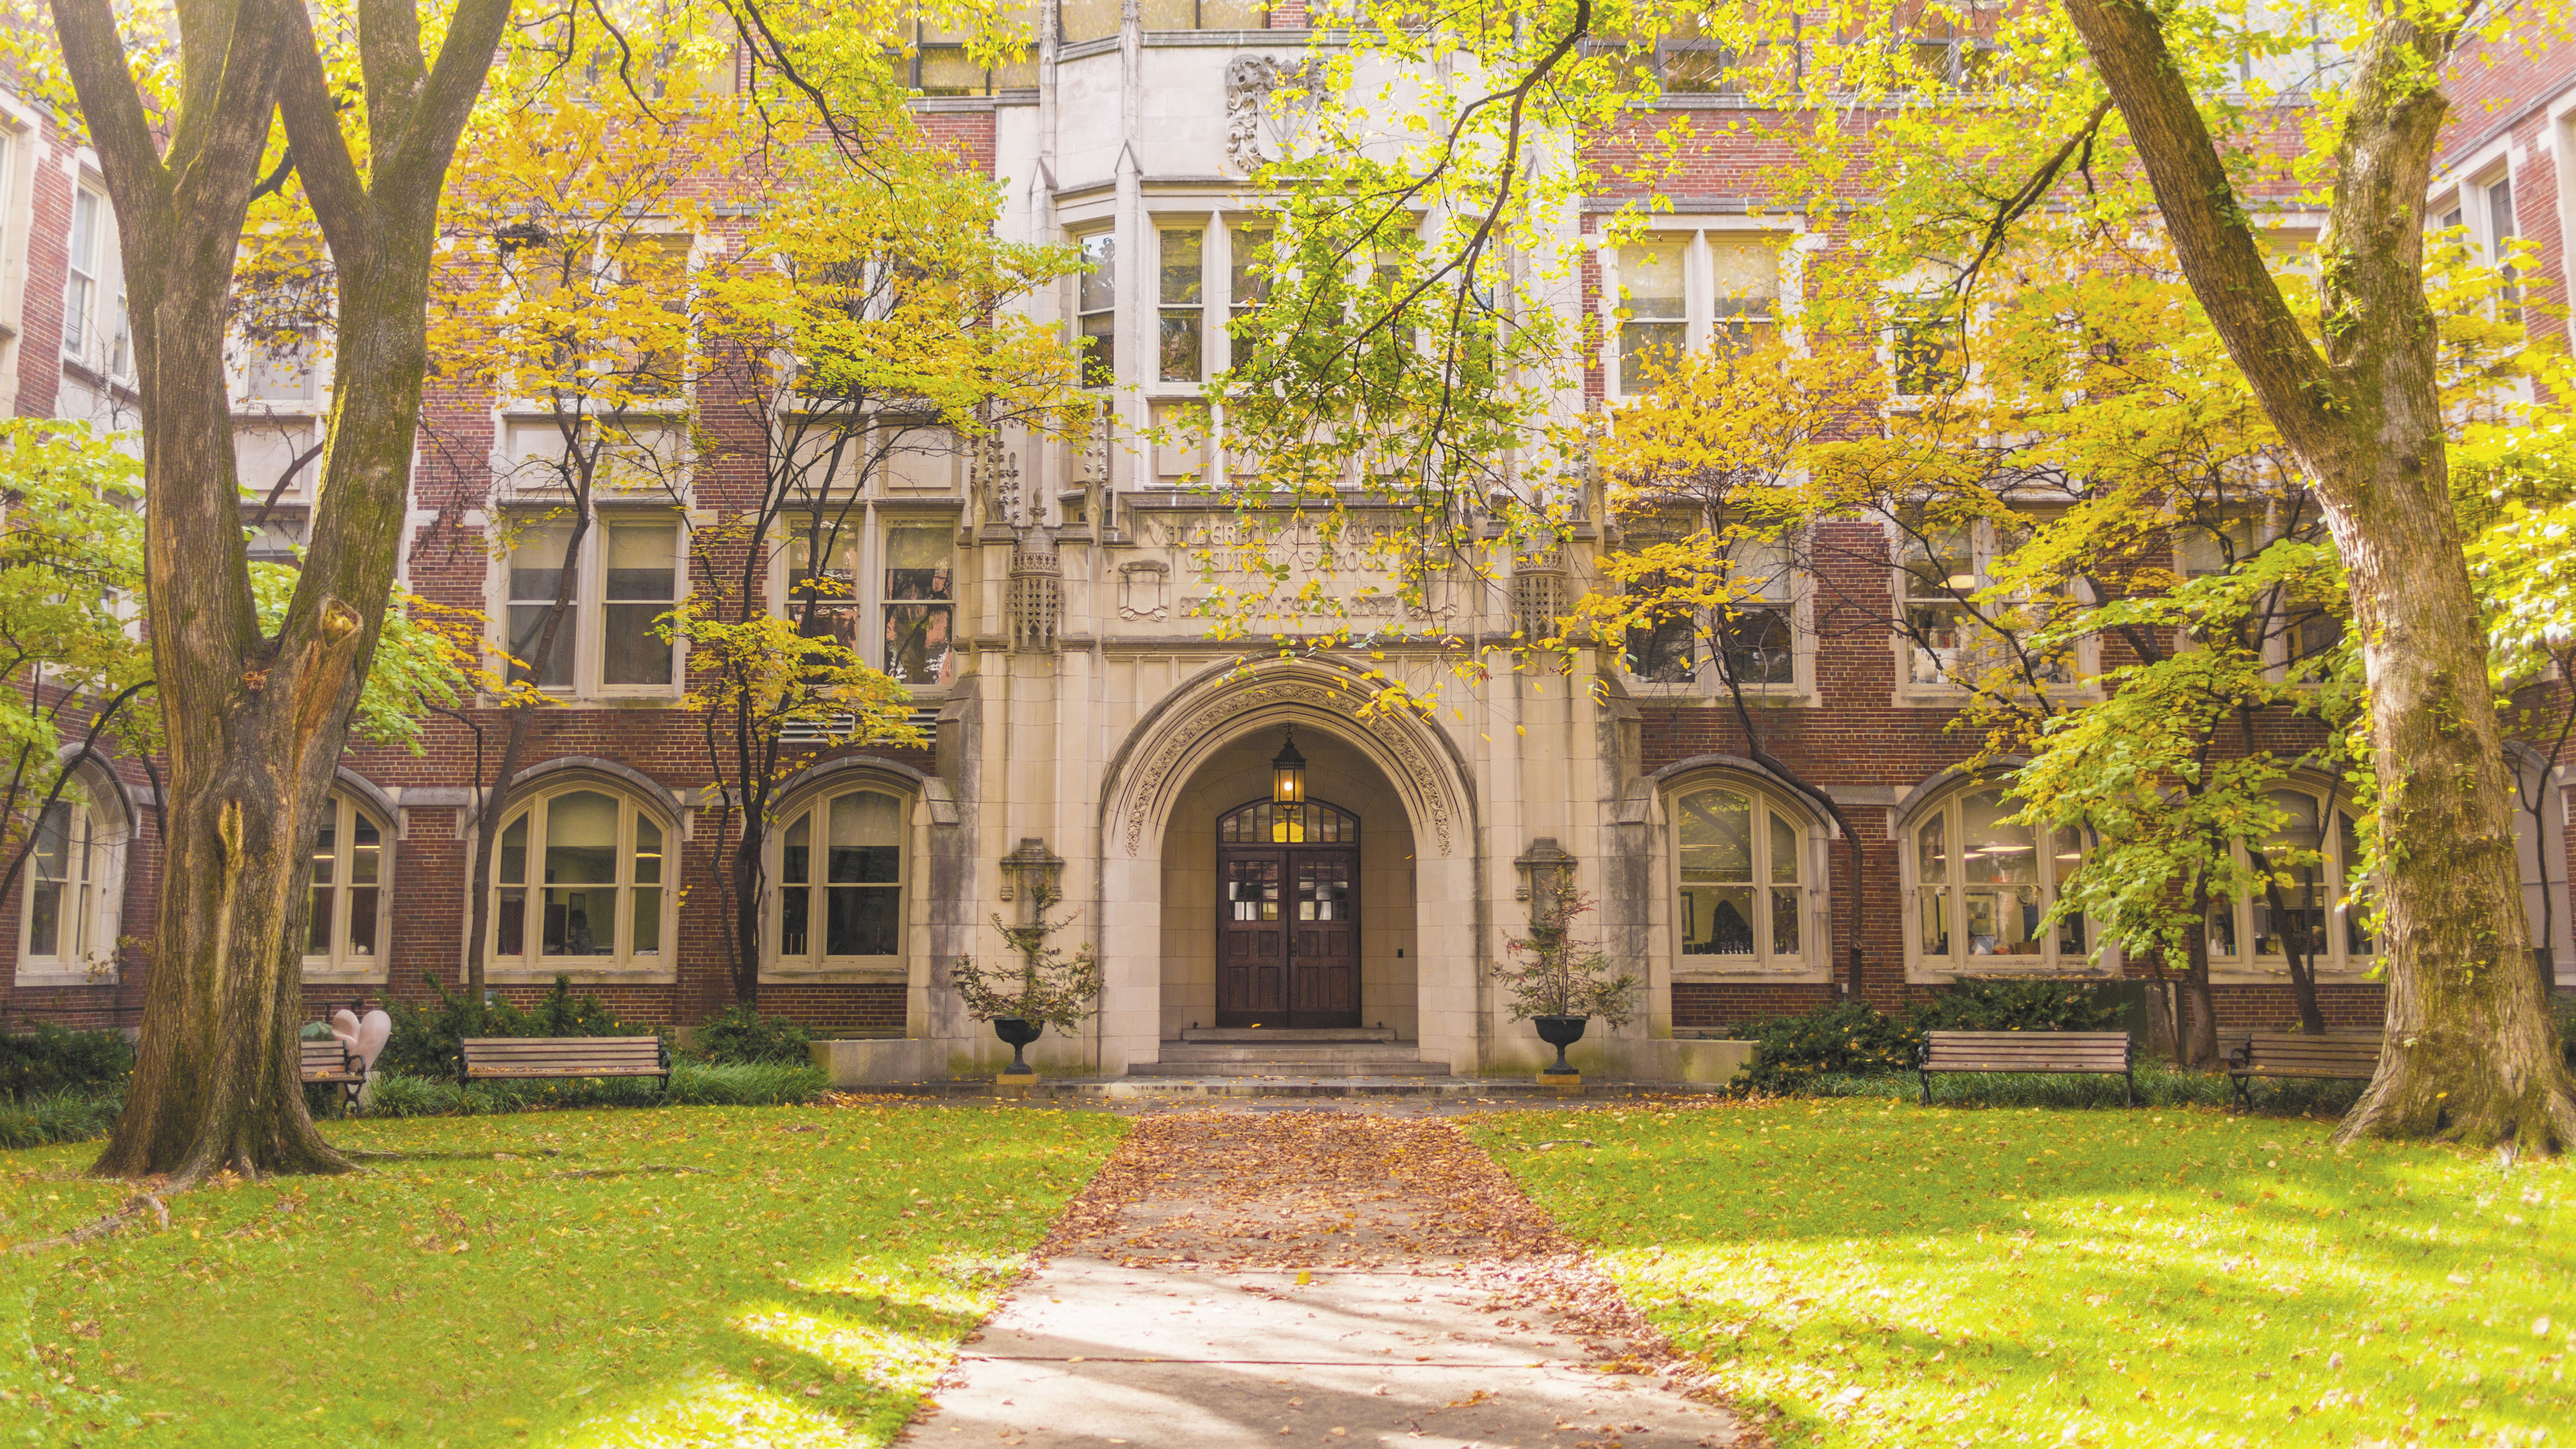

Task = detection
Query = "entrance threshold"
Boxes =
[1177,1026,1398,1045]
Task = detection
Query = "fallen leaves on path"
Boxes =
[1035,1109,1756,1438]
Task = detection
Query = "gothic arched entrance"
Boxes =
[1215,799,1360,1027]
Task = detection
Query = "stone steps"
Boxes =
[1128,1045,1452,1078]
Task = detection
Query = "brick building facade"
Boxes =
[0,12,2569,1078]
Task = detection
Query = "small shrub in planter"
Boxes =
[1493,875,1638,1074]
[952,884,1102,1074]
[690,1005,813,1065]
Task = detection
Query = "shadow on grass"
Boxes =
[1475,1097,2571,1449]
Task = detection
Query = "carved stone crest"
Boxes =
[1224,54,1323,176]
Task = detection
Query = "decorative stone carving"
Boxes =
[1118,560,1170,621]
[1119,673,1457,858]
[1224,55,1323,176]
[1009,544,1061,653]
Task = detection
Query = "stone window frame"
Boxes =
[768,504,965,699]
[1615,507,1817,704]
[761,777,921,985]
[486,504,688,704]
[14,759,130,989]
[1898,774,2103,984]
[1886,511,2099,704]
[1598,220,1798,401]
[300,784,398,985]
[1660,767,1832,984]
[2199,774,2378,987]
[482,780,681,985]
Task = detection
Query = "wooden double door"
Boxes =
[1215,799,1360,1028]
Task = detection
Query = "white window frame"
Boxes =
[482,784,677,982]
[302,791,393,983]
[1665,775,1829,982]
[1891,515,2093,699]
[15,768,127,987]
[1902,781,2100,983]
[498,225,697,412]
[63,185,104,359]
[764,785,913,981]
[2200,779,2376,985]
[491,508,686,701]
[1073,227,1117,390]
[1616,514,1815,701]
[1601,224,1795,400]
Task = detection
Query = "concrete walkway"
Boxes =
[902,1112,1748,1449]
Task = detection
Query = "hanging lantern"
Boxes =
[1270,728,1307,806]
[1270,728,1307,842]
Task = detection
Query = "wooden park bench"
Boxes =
[301,1037,366,1115]
[460,1036,670,1092]
[1917,1030,2135,1106]
[2225,1032,2382,1111]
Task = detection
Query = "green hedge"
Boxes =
[1741,979,2129,1092]
[688,1005,813,1065]
[0,1023,133,1101]
[361,1061,826,1118]
[376,976,663,1080]
[0,1091,122,1149]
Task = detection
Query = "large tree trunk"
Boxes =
[59,0,514,1179]
[2064,0,2576,1154]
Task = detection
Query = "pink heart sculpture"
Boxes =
[330,1009,360,1047]
[354,1010,392,1072]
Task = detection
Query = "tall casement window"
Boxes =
[1606,230,1785,397]
[1077,232,1116,388]
[499,515,682,696]
[489,788,670,972]
[773,788,906,971]
[1158,227,1204,383]
[1672,784,1809,971]
[1908,786,2089,974]
[64,187,103,357]
[881,522,955,687]
[2202,784,2375,978]
[1895,519,2080,690]
[304,791,390,978]
[19,786,122,981]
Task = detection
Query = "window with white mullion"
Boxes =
[1909,787,2088,972]
[1611,230,1786,396]
[1674,784,1809,969]
[489,788,667,969]
[2203,783,2374,974]
[498,513,681,696]
[303,793,388,975]
[1897,518,2078,689]
[774,789,906,969]
[64,188,102,357]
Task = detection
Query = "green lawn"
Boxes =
[0,1101,1124,1448]
[1474,1097,2575,1448]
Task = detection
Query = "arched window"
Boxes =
[2204,784,2374,975]
[21,791,120,980]
[1672,784,1808,969]
[1218,799,1358,845]
[304,791,390,977]
[1908,784,2088,972]
[773,788,907,968]
[489,787,668,969]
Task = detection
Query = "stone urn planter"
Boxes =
[1533,1014,1588,1077]
[991,1016,1043,1078]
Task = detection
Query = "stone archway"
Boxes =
[1094,663,1481,1075]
